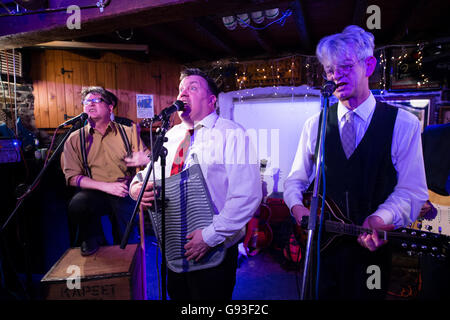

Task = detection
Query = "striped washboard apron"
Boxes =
[137,154,226,273]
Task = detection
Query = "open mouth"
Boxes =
[336,82,347,90]
[180,101,190,110]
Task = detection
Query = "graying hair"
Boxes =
[316,25,375,65]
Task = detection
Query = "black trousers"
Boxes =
[167,243,239,300]
[67,189,139,246]
[316,238,392,300]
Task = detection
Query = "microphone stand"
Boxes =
[1,121,82,299]
[2,123,80,232]
[120,115,171,301]
[300,88,333,300]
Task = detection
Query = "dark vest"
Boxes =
[318,101,398,225]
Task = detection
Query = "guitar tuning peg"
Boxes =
[425,225,433,231]
[417,222,422,229]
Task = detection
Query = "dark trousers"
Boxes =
[67,189,139,246]
[167,243,239,300]
[316,238,392,300]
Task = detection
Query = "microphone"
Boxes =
[321,81,337,97]
[58,112,88,128]
[152,100,185,121]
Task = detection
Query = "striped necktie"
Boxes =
[170,129,194,175]
[341,111,356,159]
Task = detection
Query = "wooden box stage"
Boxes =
[41,244,145,300]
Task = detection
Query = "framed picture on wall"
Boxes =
[136,94,154,119]
[375,96,431,132]
[390,47,440,90]
[438,105,450,124]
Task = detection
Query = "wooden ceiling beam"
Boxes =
[251,29,275,54]
[0,0,287,49]
[193,17,236,56]
[143,25,207,62]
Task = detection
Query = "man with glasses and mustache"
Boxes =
[62,86,149,256]
[284,26,428,299]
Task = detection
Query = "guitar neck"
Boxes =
[325,220,401,242]
[324,219,449,245]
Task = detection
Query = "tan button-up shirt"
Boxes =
[63,121,147,185]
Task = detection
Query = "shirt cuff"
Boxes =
[202,224,226,247]
[284,195,304,216]
[370,208,394,226]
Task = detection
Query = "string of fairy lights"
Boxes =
[201,42,435,101]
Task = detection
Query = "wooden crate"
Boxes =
[41,244,145,300]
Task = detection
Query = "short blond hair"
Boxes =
[316,25,375,66]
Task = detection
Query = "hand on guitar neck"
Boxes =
[291,203,395,252]
[358,216,395,252]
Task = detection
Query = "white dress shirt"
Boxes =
[284,93,428,228]
[131,112,262,247]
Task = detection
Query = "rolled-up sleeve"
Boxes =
[62,131,84,185]
[202,126,262,247]
[283,115,318,212]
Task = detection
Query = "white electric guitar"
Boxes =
[411,190,450,236]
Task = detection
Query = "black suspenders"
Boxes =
[79,122,132,178]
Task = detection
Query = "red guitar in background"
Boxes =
[243,160,273,256]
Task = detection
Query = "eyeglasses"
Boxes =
[82,98,106,105]
[322,59,364,79]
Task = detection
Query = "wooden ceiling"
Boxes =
[0,0,449,64]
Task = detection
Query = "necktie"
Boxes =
[341,111,356,159]
[170,129,194,175]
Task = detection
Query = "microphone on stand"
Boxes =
[321,81,337,97]
[58,112,88,128]
[152,101,185,121]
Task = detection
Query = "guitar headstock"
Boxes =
[395,227,450,260]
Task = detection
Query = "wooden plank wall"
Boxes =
[30,49,182,129]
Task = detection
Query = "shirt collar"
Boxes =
[337,92,376,122]
[181,111,218,131]
[198,111,219,129]
[87,120,117,135]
